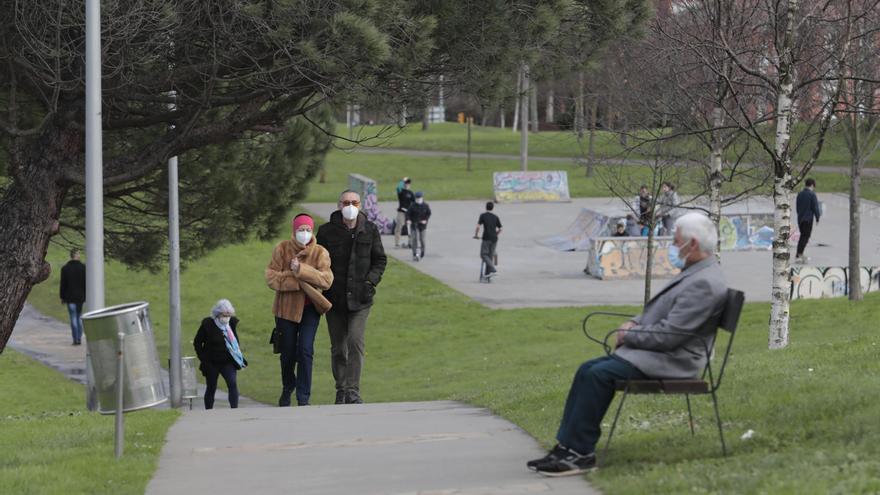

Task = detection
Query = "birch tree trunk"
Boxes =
[709,106,724,253]
[520,63,530,171]
[546,88,555,124]
[512,69,521,133]
[768,0,798,350]
[530,80,539,133]
[500,106,506,129]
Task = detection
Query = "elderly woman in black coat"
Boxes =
[193,299,247,409]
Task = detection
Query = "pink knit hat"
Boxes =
[292,214,314,231]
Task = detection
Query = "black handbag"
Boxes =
[269,327,282,354]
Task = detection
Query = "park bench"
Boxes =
[582,288,745,459]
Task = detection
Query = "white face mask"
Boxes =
[218,316,231,326]
[342,205,359,220]
[415,198,424,204]
[295,230,312,245]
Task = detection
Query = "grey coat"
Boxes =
[614,257,728,379]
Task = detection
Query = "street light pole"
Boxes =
[85,0,105,411]
[168,90,182,408]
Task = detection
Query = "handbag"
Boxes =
[269,327,282,354]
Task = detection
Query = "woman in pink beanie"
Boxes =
[265,213,334,406]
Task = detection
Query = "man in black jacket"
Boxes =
[395,177,415,248]
[795,178,822,264]
[59,249,86,345]
[317,190,387,404]
[406,191,431,261]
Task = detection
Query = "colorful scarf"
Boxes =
[215,317,246,369]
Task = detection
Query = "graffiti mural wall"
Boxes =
[348,174,393,234]
[585,237,679,280]
[493,171,571,203]
[790,266,880,299]
[718,213,776,250]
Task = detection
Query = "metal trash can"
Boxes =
[82,302,168,414]
[181,357,199,400]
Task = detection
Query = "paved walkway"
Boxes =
[8,304,263,410]
[10,306,598,494]
[147,402,594,495]
[306,193,880,308]
[352,146,880,177]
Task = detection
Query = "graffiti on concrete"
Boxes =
[718,213,776,250]
[493,171,570,203]
[585,237,679,280]
[790,266,880,299]
[348,174,393,234]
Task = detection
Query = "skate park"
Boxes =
[306,190,880,308]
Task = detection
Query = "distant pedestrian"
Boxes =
[657,182,680,235]
[317,190,387,404]
[265,213,334,407]
[612,219,627,237]
[395,177,415,248]
[59,248,86,345]
[474,202,502,278]
[634,185,653,236]
[193,299,247,410]
[406,191,431,261]
[795,178,821,264]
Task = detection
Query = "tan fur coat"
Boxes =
[265,237,333,322]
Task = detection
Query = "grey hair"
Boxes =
[674,213,717,255]
[338,189,360,201]
[211,299,236,317]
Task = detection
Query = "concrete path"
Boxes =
[305,193,880,308]
[147,401,595,495]
[352,146,880,177]
[11,307,599,494]
[8,304,264,410]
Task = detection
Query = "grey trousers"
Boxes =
[411,228,426,257]
[480,240,497,274]
[325,306,371,393]
[394,211,407,246]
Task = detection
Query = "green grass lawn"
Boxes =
[25,225,880,493]
[15,120,880,493]
[311,150,880,204]
[338,121,880,168]
[0,349,179,495]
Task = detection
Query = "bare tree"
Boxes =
[701,0,857,348]
[837,0,880,300]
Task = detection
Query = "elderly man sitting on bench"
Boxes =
[529,212,729,477]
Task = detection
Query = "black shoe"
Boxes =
[346,391,364,404]
[297,402,310,406]
[527,444,568,471]
[535,450,597,477]
[335,389,345,405]
[278,390,292,407]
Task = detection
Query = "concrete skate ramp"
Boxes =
[349,173,393,234]
[537,207,617,251]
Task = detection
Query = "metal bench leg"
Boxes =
[710,389,727,456]
[685,394,695,436]
[603,384,629,459]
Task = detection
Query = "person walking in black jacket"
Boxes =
[193,299,247,409]
[395,177,415,248]
[795,178,822,263]
[406,191,431,261]
[317,190,387,404]
[59,249,86,345]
